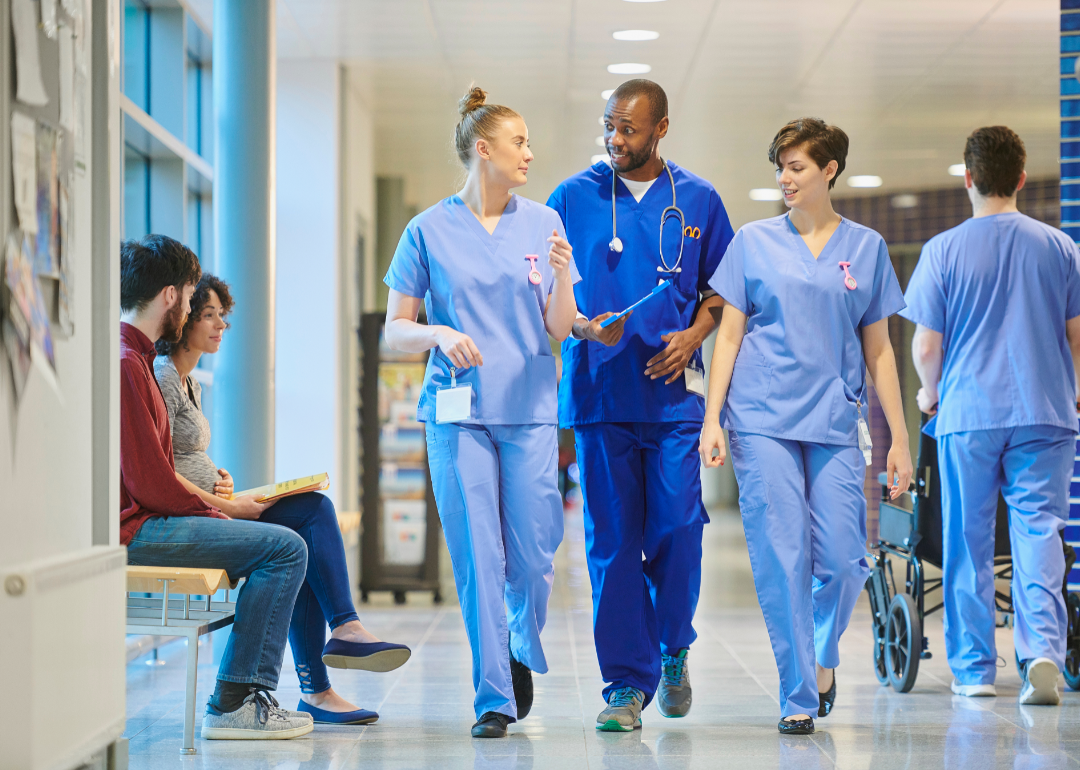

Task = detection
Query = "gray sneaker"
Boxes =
[202,690,314,740]
[596,687,644,732]
[657,648,692,717]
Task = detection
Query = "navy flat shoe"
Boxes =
[297,700,378,725]
[321,638,412,672]
[778,716,815,735]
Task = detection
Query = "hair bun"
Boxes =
[459,86,487,117]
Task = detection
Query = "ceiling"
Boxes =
[187,0,1061,228]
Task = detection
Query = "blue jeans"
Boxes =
[127,515,308,689]
[258,492,361,694]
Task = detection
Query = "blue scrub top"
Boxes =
[900,212,1080,437]
[548,161,734,426]
[709,214,905,446]
[384,194,581,425]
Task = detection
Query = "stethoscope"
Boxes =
[609,158,685,276]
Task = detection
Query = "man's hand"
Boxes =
[214,468,234,500]
[645,329,702,384]
[577,312,631,347]
[916,387,938,415]
[224,495,277,520]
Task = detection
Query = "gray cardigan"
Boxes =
[153,356,220,493]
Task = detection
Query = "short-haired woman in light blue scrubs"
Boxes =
[383,86,580,739]
[700,118,913,735]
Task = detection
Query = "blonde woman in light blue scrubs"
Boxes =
[700,118,912,735]
[383,87,580,739]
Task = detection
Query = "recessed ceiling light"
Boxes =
[613,30,659,41]
[891,194,919,209]
[591,154,611,166]
[595,136,606,147]
[848,175,883,188]
[749,188,783,201]
[948,163,966,177]
[607,63,652,75]
[598,116,606,126]
[601,89,615,100]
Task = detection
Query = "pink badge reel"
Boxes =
[525,255,542,285]
[839,261,857,290]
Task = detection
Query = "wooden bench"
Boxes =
[125,567,239,755]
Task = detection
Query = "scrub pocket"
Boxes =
[525,354,558,422]
[726,357,772,433]
[727,430,770,513]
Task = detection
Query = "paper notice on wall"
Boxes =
[73,65,88,174]
[382,499,427,566]
[40,0,58,39]
[11,0,48,106]
[11,113,37,234]
[59,27,74,130]
[36,123,59,276]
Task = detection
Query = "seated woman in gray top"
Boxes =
[155,273,411,725]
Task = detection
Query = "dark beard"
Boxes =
[160,301,188,344]
[613,143,654,175]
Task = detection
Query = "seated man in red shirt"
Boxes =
[120,234,312,741]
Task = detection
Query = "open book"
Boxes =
[233,472,330,503]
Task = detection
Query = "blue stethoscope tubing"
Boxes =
[608,158,685,275]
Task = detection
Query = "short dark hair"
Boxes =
[768,118,849,190]
[120,235,202,313]
[154,274,235,357]
[963,126,1026,198]
[610,79,668,126]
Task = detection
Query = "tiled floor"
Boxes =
[124,508,1080,769]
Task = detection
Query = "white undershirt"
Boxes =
[619,175,658,203]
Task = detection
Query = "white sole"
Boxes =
[951,681,996,697]
[202,721,314,740]
[322,648,412,673]
[1020,659,1061,706]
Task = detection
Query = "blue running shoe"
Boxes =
[657,648,692,717]
[596,687,644,732]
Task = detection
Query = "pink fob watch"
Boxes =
[525,255,542,285]
[839,261,857,290]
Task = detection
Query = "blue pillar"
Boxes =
[1062,0,1080,592]
[212,0,276,488]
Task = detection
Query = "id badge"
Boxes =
[684,361,706,398]
[436,383,473,424]
[857,417,873,467]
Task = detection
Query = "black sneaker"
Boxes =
[510,653,534,720]
[471,711,512,738]
[778,716,815,735]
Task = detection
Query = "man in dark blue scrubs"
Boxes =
[547,79,734,731]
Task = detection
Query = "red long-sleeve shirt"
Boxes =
[120,322,225,545]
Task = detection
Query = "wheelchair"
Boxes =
[864,420,1080,693]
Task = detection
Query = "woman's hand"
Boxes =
[547,229,573,279]
[699,421,727,468]
[434,327,483,370]
[214,468,234,499]
[224,495,277,520]
[886,441,913,500]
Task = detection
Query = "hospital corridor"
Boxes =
[118,506,1079,770]
[3,1,1080,769]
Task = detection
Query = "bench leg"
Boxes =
[182,630,199,755]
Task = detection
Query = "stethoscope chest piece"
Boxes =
[609,236,624,253]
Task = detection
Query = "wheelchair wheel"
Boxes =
[873,627,889,684]
[1065,592,1080,692]
[885,594,921,693]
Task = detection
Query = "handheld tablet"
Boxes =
[599,280,672,329]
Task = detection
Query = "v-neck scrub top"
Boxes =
[708,214,905,446]
[548,160,735,426]
[384,194,581,425]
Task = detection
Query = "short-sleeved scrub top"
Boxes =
[547,161,735,426]
[709,214,906,446]
[384,194,581,425]
[900,211,1080,437]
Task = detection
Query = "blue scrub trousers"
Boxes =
[425,422,564,721]
[727,430,869,718]
[938,425,1073,685]
[575,422,707,705]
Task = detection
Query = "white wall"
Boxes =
[275,60,341,502]
[276,61,374,514]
